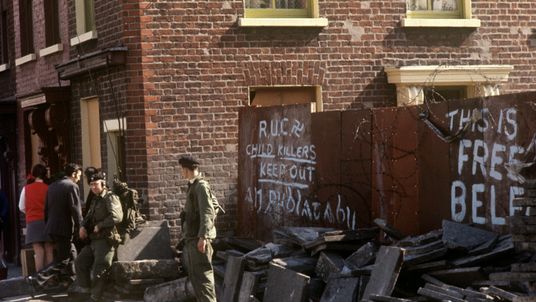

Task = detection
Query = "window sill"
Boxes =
[15,53,37,66]
[70,30,98,46]
[0,63,8,73]
[39,43,63,57]
[238,18,328,28]
[401,18,481,28]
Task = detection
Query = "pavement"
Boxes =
[0,263,130,302]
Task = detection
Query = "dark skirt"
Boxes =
[25,220,51,245]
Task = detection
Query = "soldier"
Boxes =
[179,155,217,302]
[75,172,122,301]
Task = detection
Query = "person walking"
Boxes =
[18,164,54,271]
[179,155,217,302]
[44,163,84,274]
[75,172,122,301]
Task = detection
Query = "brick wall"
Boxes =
[132,0,536,242]
[14,0,70,97]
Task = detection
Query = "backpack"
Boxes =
[112,180,145,241]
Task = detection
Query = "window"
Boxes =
[19,0,34,56]
[44,0,60,47]
[71,0,96,46]
[0,0,8,65]
[407,0,462,19]
[249,86,322,112]
[245,0,311,18]
[424,86,467,103]
[385,65,514,106]
[240,0,328,27]
[103,119,126,184]
[75,0,95,35]
[402,0,480,28]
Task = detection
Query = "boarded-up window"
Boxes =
[250,86,322,112]
[103,118,126,183]
[19,0,34,56]
[80,97,102,201]
[44,0,60,46]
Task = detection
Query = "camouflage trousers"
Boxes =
[182,239,217,302]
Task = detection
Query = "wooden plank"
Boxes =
[423,283,464,299]
[263,263,310,302]
[222,255,245,302]
[315,252,344,282]
[238,271,259,302]
[405,260,449,273]
[368,294,413,302]
[319,277,360,302]
[344,242,377,270]
[361,246,403,301]
[481,286,519,301]
[402,247,447,266]
[428,267,485,287]
[450,236,513,267]
[417,287,465,302]
[489,272,536,281]
[442,220,497,251]
[511,262,536,272]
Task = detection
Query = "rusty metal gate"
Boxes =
[238,92,536,240]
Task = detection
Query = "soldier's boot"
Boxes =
[90,275,107,301]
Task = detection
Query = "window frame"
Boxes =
[402,0,480,28]
[71,0,96,46]
[244,0,314,19]
[406,0,464,19]
[19,0,34,56]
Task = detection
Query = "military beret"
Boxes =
[89,172,105,183]
[179,155,200,168]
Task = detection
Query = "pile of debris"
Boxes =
[206,218,536,302]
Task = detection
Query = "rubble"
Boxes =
[207,217,536,301]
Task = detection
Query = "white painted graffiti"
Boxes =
[448,106,527,225]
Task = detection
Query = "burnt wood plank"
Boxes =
[263,263,310,302]
[222,255,245,302]
[442,220,497,251]
[238,271,259,302]
[361,246,403,301]
[319,277,360,302]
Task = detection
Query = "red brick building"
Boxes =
[1,0,536,257]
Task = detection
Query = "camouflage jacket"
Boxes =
[182,176,216,240]
[82,189,123,241]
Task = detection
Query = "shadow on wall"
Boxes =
[530,29,536,49]
[223,26,323,48]
[383,25,476,49]
[351,71,397,109]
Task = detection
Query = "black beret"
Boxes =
[89,172,105,182]
[179,156,200,168]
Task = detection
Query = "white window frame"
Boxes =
[71,0,97,46]
[402,0,480,28]
[239,0,328,28]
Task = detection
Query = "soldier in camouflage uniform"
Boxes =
[74,172,123,301]
[179,155,217,302]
